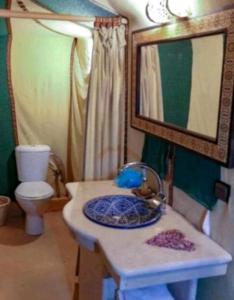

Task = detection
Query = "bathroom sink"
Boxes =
[83,195,161,229]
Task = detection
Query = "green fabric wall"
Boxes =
[142,41,221,210]
[0,0,18,199]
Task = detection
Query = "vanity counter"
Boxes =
[63,180,231,292]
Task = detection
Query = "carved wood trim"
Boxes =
[131,9,234,167]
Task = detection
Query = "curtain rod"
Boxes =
[0,9,128,24]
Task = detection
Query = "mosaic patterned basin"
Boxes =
[83,195,161,229]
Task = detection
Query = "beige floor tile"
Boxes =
[0,211,77,300]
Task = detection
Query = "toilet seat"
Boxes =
[15,181,54,201]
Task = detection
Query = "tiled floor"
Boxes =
[0,210,78,300]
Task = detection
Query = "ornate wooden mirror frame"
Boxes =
[131,9,234,167]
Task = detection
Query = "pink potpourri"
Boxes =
[146,229,196,252]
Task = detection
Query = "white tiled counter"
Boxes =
[63,181,232,300]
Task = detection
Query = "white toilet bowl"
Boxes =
[15,181,54,235]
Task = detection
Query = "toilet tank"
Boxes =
[15,145,51,182]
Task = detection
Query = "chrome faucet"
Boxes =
[119,161,167,211]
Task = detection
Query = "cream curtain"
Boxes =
[84,24,126,180]
[10,17,73,168]
[187,34,224,138]
[140,45,164,121]
[10,16,92,181]
[67,38,93,181]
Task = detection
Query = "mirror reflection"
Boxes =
[138,33,225,139]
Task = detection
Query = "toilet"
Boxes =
[15,145,54,235]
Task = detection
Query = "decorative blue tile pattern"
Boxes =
[83,195,161,229]
[34,0,115,16]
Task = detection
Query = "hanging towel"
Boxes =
[142,135,220,210]
[174,147,220,210]
[142,135,169,179]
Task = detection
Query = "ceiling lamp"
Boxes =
[146,0,172,24]
[146,0,191,24]
[167,0,192,18]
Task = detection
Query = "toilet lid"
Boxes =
[15,182,54,200]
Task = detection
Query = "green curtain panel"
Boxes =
[0,4,18,199]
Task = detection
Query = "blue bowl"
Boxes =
[83,194,161,229]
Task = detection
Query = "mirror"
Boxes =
[132,9,234,167]
[139,33,224,140]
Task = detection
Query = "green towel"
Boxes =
[142,135,220,210]
[142,135,169,179]
[174,147,220,210]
